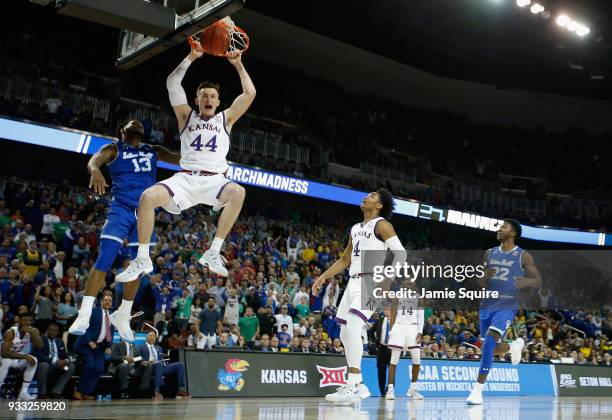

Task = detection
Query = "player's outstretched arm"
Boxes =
[152,145,181,165]
[167,46,202,132]
[87,143,117,195]
[515,251,542,289]
[224,51,256,129]
[312,238,352,294]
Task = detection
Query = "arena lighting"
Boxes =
[556,14,570,27]
[566,20,578,32]
[516,0,531,7]
[530,3,544,14]
[576,25,590,37]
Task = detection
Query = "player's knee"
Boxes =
[409,348,421,365]
[140,185,167,207]
[390,349,401,365]
[94,239,121,272]
[486,330,502,344]
[224,183,245,203]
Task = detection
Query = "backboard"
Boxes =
[116,0,246,70]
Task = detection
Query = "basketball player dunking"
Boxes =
[466,219,541,405]
[69,120,180,342]
[117,43,255,282]
[312,189,407,403]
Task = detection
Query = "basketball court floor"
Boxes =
[3,396,611,419]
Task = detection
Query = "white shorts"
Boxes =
[336,278,374,325]
[387,323,420,350]
[157,172,233,214]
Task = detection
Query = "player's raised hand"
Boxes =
[312,276,326,295]
[188,40,204,61]
[89,168,108,195]
[227,50,242,66]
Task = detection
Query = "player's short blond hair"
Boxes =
[197,81,220,95]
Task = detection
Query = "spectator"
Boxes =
[295,296,310,323]
[41,208,60,242]
[277,324,291,349]
[189,295,203,325]
[71,237,90,265]
[24,241,43,277]
[137,331,190,399]
[174,289,192,331]
[275,305,293,338]
[51,251,66,280]
[238,307,259,348]
[33,284,55,332]
[216,332,236,348]
[197,296,222,350]
[187,323,206,350]
[34,322,75,398]
[72,294,115,400]
[109,340,140,399]
[269,336,281,352]
[33,261,57,286]
[330,338,344,354]
[152,282,174,326]
[257,305,277,338]
[299,337,311,353]
[56,292,78,329]
[224,287,240,326]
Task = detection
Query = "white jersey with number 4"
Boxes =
[349,216,387,277]
[180,110,230,173]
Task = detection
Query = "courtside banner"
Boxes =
[361,358,557,397]
[181,349,348,397]
[554,364,612,396]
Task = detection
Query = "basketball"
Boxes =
[200,22,231,56]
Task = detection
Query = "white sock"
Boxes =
[473,382,484,392]
[118,299,133,314]
[80,296,95,317]
[210,237,224,253]
[20,381,30,393]
[348,372,362,385]
[137,244,150,259]
[410,382,417,390]
[388,384,394,389]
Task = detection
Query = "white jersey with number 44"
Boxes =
[180,110,230,173]
[349,216,387,277]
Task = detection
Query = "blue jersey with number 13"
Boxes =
[107,141,157,207]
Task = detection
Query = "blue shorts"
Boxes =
[100,201,156,247]
[479,308,514,338]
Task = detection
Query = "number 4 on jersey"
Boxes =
[353,240,360,257]
[190,135,217,152]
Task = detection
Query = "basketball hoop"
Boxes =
[188,17,249,57]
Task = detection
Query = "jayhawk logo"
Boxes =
[217,358,250,391]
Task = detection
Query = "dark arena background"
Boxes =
[0,0,611,419]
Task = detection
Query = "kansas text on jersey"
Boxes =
[349,216,387,277]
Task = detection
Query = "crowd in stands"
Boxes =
[0,175,610,399]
